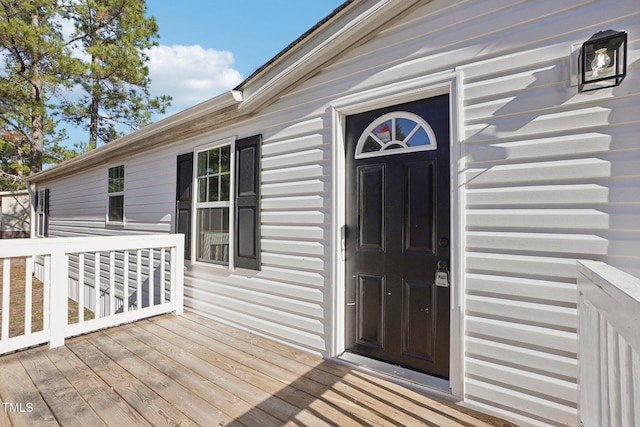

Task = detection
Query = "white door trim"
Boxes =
[329,70,465,398]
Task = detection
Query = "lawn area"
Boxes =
[0,257,93,339]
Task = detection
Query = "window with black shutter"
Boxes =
[191,134,261,270]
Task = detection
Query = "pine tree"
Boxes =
[0,0,170,190]
[62,0,170,149]
[0,0,77,189]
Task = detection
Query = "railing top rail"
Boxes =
[0,234,184,258]
[577,260,640,353]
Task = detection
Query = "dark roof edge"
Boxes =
[234,0,356,90]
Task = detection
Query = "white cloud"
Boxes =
[147,45,243,110]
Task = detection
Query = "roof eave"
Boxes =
[28,90,244,184]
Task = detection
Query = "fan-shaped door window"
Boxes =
[355,112,437,159]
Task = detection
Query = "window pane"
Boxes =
[372,120,392,143]
[363,136,381,153]
[210,149,220,174]
[396,118,417,142]
[208,176,219,201]
[108,165,125,193]
[220,173,230,201]
[197,178,207,203]
[196,145,232,203]
[220,145,231,173]
[109,195,124,222]
[406,127,431,147]
[197,207,229,264]
[37,190,46,212]
[109,178,124,193]
[197,151,208,176]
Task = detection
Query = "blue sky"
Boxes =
[58,1,345,149]
[145,0,346,115]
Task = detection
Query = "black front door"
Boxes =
[345,95,450,379]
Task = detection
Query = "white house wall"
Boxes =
[37,1,640,426]
[0,191,30,238]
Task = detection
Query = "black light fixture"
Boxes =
[579,30,627,92]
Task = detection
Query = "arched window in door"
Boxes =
[354,111,437,159]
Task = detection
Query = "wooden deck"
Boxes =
[0,312,516,426]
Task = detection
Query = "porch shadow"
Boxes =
[230,358,515,426]
[166,313,515,427]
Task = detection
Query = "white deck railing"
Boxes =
[577,260,640,427]
[0,234,184,355]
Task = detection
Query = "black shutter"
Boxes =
[176,153,193,260]
[235,134,261,270]
[44,188,49,236]
[44,188,50,215]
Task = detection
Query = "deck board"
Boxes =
[18,348,104,427]
[143,316,393,425]
[0,312,518,426]
[0,352,57,427]
[45,346,152,427]
[130,320,335,426]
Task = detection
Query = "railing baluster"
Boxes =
[109,251,116,316]
[160,248,166,304]
[43,255,51,332]
[136,249,142,310]
[123,250,129,312]
[148,248,154,308]
[94,252,101,319]
[1,258,10,341]
[78,253,85,323]
[24,256,33,335]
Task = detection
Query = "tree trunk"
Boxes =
[88,53,100,150]
[29,11,44,175]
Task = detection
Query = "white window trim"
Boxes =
[192,136,236,270]
[107,164,126,225]
[355,111,438,159]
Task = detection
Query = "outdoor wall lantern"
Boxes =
[579,29,627,92]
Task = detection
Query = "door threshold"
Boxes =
[336,352,455,402]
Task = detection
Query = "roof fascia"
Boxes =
[28,90,244,184]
